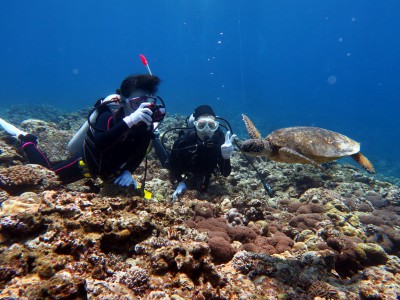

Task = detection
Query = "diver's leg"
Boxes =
[0,117,52,168]
[51,155,88,184]
[0,117,28,138]
[199,174,211,192]
[153,138,170,168]
[22,135,87,184]
[20,134,52,168]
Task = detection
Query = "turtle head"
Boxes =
[241,139,269,156]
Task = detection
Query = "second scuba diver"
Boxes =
[0,74,165,187]
[154,105,236,201]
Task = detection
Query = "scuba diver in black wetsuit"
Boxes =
[153,105,236,201]
[0,74,166,187]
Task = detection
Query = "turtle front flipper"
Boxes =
[278,147,333,178]
[242,114,262,139]
[351,152,375,174]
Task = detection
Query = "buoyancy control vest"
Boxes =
[170,127,225,176]
[82,96,155,181]
[67,95,122,156]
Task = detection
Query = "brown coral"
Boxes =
[0,112,399,299]
[0,165,60,194]
[0,139,23,167]
[208,236,235,263]
[296,203,326,214]
[289,213,325,230]
[308,281,340,300]
[253,232,294,255]
[227,225,257,244]
[193,201,217,219]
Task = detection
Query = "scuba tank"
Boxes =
[67,120,90,156]
[67,94,121,156]
[68,53,163,157]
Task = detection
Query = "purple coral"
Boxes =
[110,267,149,293]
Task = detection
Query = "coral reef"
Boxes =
[0,164,60,195]
[0,109,399,299]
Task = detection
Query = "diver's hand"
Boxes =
[221,131,237,159]
[172,181,186,202]
[114,170,136,187]
[123,102,153,127]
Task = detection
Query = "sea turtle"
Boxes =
[240,114,375,177]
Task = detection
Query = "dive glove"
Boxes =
[114,170,136,187]
[221,131,237,159]
[172,181,186,202]
[123,102,153,127]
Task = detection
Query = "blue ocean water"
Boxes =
[0,1,399,178]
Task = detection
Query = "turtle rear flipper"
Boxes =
[351,152,375,174]
[278,147,333,178]
[242,114,262,139]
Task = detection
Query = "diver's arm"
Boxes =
[218,157,232,177]
[124,137,151,174]
[168,138,186,182]
[170,168,184,183]
[169,157,184,182]
[216,130,232,177]
[91,111,130,151]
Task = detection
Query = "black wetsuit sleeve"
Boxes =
[124,138,151,173]
[218,156,231,177]
[168,137,186,182]
[217,131,231,177]
[91,110,130,151]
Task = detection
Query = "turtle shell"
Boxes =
[267,127,360,159]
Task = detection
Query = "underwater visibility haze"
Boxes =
[0,0,399,179]
[3,2,400,299]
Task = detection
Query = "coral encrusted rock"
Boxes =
[0,164,60,194]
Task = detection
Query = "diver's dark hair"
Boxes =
[193,105,216,120]
[119,74,161,98]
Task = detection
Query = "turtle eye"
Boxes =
[252,141,264,153]
[241,140,263,153]
[241,140,251,152]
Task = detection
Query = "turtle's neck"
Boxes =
[263,140,274,157]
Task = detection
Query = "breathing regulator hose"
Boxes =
[214,116,274,197]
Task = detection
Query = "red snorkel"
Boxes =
[139,54,152,75]
[138,54,166,124]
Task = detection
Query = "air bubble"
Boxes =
[327,75,337,85]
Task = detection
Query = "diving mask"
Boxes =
[127,95,158,110]
[193,118,219,132]
[127,95,166,122]
[194,117,219,141]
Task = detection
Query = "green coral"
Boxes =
[355,243,388,266]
